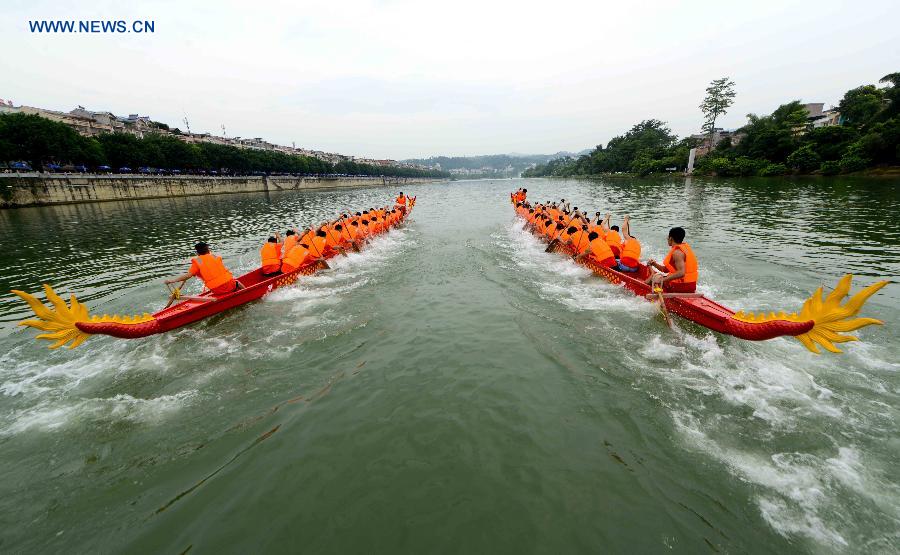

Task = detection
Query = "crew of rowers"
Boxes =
[165,193,413,296]
[513,192,698,293]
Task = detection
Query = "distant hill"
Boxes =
[402,152,586,177]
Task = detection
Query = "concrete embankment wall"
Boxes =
[0,175,444,208]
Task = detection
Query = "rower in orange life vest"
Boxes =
[165,242,243,296]
[574,230,617,268]
[616,215,642,273]
[601,214,622,259]
[646,226,699,293]
[280,239,312,273]
[395,192,407,214]
[260,233,282,276]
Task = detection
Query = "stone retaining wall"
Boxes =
[0,174,442,208]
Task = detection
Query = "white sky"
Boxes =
[2,0,898,159]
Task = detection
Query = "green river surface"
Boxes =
[0,177,897,554]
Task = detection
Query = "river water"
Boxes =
[0,177,897,553]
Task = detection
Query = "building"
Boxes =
[811,108,842,128]
[691,128,745,156]
[1,100,404,169]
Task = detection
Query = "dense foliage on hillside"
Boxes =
[524,73,899,177]
[0,113,447,177]
[523,120,697,177]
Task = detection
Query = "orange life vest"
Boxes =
[323,227,341,249]
[300,230,315,248]
[663,243,698,284]
[605,230,622,256]
[620,237,641,267]
[588,237,615,263]
[570,230,589,253]
[282,244,311,272]
[310,235,328,257]
[191,253,234,290]
[396,195,407,205]
[260,242,282,271]
[283,234,298,254]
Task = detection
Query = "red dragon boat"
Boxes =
[13,199,415,349]
[512,198,887,354]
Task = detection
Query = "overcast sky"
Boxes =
[3,0,898,159]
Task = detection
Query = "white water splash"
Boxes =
[1,390,197,436]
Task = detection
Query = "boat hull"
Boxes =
[75,206,413,340]
[538,226,815,341]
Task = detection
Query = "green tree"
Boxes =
[804,126,858,161]
[786,144,822,171]
[734,101,808,162]
[839,85,884,127]
[0,113,86,168]
[879,72,900,118]
[699,77,736,148]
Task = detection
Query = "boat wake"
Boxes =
[501,220,900,552]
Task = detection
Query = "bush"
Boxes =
[839,153,870,173]
[758,163,788,176]
[838,141,872,172]
[705,157,735,176]
[732,156,765,176]
[786,144,822,172]
[820,160,841,175]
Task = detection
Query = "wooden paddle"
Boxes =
[653,286,673,328]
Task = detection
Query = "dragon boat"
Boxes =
[13,199,415,349]
[512,198,887,354]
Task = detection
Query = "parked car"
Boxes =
[118,167,132,173]
[10,161,33,171]
[97,165,112,173]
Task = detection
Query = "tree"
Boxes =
[699,77,736,149]
[786,144,822,172]
[879,72,900,118]
[839,85,884,127]
[734,101,808,163]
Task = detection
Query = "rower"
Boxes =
[260,233,282,276]
[283,229,299,254]
[396,192,407,213]
[602,214,622,259]
[616,215,641,273]
[571,224,591,255]
[281,241,312,274]
[646,227,698,293]
[575,231,616,268]
[310,228,330,258]
[165,242,242,296]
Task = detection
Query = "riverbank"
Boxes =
[0,174,444,208]
[521,165,900,179]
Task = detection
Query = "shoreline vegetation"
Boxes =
[0,113,449,179]
[524,73,899,179]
